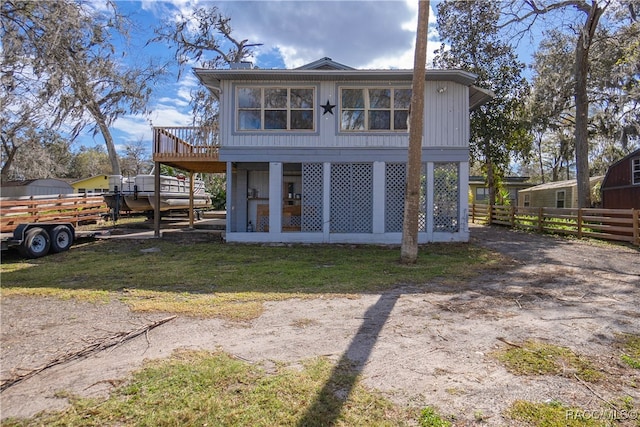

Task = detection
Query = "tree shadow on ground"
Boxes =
[297,291,400,426]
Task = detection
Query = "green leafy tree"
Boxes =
[434,0,532,205]
[68,146,112,179]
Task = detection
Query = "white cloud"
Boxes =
[219,1,419,70]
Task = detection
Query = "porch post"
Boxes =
[269,162,283,234]
[323,162,331,242]
[425,162,434,240]
[459,161,469,234]
[372,161,385,234]
[188,171,195,229]
[154,162,161,238]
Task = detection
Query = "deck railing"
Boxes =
[470,204,640,246]
[153,127,219,158]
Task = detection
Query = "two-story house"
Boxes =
[155,57,492,244]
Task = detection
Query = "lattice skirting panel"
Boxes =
[433,162,459,232]
[385,163,428,232]
[301,163,323,232]
[330,163,373,233]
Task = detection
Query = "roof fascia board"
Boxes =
[193,68,479,87]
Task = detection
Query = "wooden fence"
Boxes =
[470,204,640,247]
[0,193,109,233]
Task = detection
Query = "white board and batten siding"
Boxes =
[218,79,471,150]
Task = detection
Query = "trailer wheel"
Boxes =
[50,225,74,253]
[18,227,51,258]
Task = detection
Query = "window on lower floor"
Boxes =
[475,187,489,203]
[633,158,640,185]
[523,194,530,207]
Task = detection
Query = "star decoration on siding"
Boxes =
[322,100,336,115]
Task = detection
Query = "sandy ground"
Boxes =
[1,224,639,425]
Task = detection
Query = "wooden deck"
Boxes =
[153,127,226,173]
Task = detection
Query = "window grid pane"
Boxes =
[340,87,410,131]
[237,87,314,131]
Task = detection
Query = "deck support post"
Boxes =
[189,171,195,229]
[154,162,161,238]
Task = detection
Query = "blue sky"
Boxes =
[86,0,536,158]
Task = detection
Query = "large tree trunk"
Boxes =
[574,1,603,208]
[400,0,430,264]
[536,134,545,183]
[485,141,496,205]
[1,140,17,182]
[88,103,121,175]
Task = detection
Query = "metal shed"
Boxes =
[0,179,74,198]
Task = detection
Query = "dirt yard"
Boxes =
[1,224,639,425]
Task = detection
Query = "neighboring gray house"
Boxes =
[192,57,492,244]
[0,179,74,198]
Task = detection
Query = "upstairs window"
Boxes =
[237,87,315,131]
[340,87,411,131]
[633,158,640,185]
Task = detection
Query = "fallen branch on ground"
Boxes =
[573,373,620,411]
[496,337,523,348]
[0,315,177,392]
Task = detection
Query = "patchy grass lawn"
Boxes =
[2,350,419,427]
[507,400,606,427]
[493,340,603,382]
[1,239,504,320]
[617,333,640,370]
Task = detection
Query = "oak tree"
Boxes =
[153,6,259,129]
[1,0,160,178]
[502,0,637,207]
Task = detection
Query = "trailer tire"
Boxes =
[18,227,51,258]
[50,225,74,253]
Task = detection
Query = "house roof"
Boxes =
[518,176,604,193]
[70,174,110,185]
[194,57,494,111]
[1,178,72,187]
[469,176,532,185]
[295,57,355,70]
